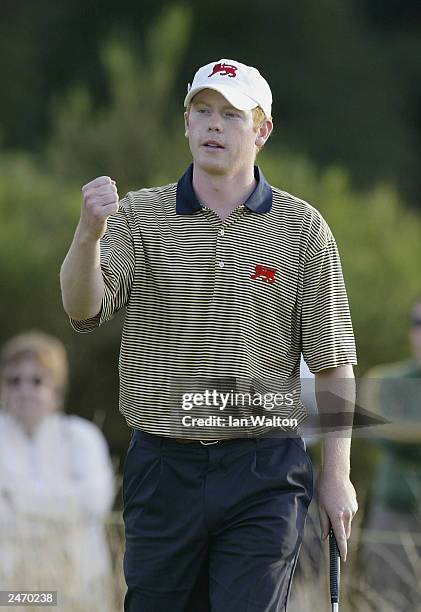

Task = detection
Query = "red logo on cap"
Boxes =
[208,62,238,78]
[250,264,277,284]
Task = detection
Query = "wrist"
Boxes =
[320,466,351,481]
[74,220,102,245]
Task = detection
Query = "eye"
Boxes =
[225,111,240,119]
[3,375,45,387]
[6,376,21,387]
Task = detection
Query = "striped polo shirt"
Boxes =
[71,164,357,439]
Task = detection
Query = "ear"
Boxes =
[255,118,273,149]
[184,111,189,138]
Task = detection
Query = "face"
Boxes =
[184,89,272,177]
[410,304,421,366]
[0,357,60,433]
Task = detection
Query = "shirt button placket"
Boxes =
[216,225,225,272]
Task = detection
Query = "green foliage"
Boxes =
[1,0,421,203]
[44,6,192,193]
[0,152,79,332]
[263,148,421,373]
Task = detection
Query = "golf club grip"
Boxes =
[329,527,340,604]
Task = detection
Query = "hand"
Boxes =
[79,176,119,241]
[317,471,358,562]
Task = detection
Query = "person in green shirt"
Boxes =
[362,297,421,609]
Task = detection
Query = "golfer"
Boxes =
[61,58,358,611]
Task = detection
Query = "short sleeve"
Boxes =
[301,239,357,372]
[70,194,136,333]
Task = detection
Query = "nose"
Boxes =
[208,111,223,132]
[14,382,37,400]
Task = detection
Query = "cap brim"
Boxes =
[184,85,258,112]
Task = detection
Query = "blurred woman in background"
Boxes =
[0,331,116,612]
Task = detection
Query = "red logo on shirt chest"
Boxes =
[250,264,277,284]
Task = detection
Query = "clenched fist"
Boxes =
[80,176,119,241]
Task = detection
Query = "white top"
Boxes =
[0,410,116,610]
[300,356,319,446]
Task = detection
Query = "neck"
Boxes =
[192,164,257,218]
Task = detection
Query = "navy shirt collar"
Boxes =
[176,163,273,215]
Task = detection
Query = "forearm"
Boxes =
[60,175,120,319]
[315,365,355,477]
[60,224,105,320]
[321,436,351,480]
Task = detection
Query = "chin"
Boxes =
[195,157,228,176]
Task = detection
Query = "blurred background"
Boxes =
[1,1,420,609]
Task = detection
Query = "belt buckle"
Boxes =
[199,439,220,446]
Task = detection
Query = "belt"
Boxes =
[175,438,226,446]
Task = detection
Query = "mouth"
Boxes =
[202,140,225,150]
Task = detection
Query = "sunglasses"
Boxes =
[411,317,421,327]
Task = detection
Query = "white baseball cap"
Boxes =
[184,59,272,119]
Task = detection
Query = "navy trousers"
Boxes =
[123,431,313,612]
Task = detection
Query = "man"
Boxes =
[361,297,421,609]
[0,331,115,611]
[60,58,358,611]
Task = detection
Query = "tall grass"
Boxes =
[2,511,420,611]
[289,507,421,612]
